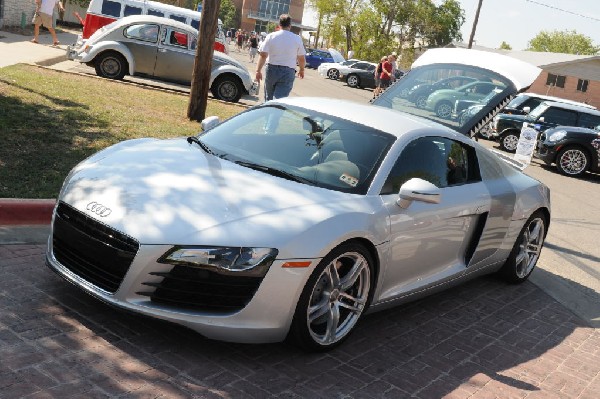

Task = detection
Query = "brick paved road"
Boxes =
[1,244,598,398]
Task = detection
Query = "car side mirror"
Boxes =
[201,116,220,131]
[522,106,531,114]
[396,178,441,209]
[537,116,545,123]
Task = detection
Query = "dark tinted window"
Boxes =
[123,5,142,17]
[577,79,589,92]
[579,113,600,129]
[546,73,566,88]
[147,9,164,17]
[170,14,187,24]
[352,62,371,70]
[101,0,121,17]
[191,19,200,30]
[542,107,577,126]
[522,98,543,110]
[381,137,479,194]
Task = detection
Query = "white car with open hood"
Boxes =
[46,49,549,351]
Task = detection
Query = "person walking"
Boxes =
[31,0,64,46]
[378,55,393,92]
[372,56,386,98]
[255,14,306,102]
[248,32,258,63]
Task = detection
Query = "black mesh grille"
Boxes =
[52,202,139,293]
[137,266,264,313]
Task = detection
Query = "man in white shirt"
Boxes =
[255,14,306,101]
[31,0,64,46]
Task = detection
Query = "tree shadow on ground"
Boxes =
[0,244,597,398]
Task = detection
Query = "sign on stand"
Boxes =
[514,123,539,165]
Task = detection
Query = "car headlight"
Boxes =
[547,130,567,142]
[159,246,278,275]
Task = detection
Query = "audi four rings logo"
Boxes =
[86,202,112,217]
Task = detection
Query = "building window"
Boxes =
[577,79,589,93]
[546,73,566,88]
[258,0,291,20]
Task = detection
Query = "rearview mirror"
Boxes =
[396,178,441,209]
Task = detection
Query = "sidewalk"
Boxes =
[0,28,78,68]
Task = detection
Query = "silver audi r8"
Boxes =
[46,49,550,351]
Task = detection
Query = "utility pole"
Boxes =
[188,0,221,121]
[468,0,483,49]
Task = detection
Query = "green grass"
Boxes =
[0,64,245,198]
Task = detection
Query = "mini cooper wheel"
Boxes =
[289,243,373,351]
[415,95,428,109]
[347,74,360,88]
[434,101,452,118]
[94,51,127,80]
[499,211,546,283]
[327,69,339,80]
[211,75,243,102]
[556,146,590,176]
[500,131,519,152]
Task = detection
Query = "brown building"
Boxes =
[231,0,313,35]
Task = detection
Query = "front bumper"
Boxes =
[535,141,559,165]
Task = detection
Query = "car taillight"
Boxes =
[214,42,226,53]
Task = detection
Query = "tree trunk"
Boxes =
[468,0,483,49]
[188,0,221,121]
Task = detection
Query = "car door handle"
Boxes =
[159,48,167,53]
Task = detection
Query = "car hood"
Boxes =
[59,138,371,246]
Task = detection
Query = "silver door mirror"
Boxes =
[522,106,531,114]
[537,116,545,123]
[201,116,220,131]
[396,178,441,209]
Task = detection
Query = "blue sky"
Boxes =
[302,0,600,51]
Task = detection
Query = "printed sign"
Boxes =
[514,123,539,165]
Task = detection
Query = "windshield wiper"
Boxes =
[187,136,213,154]
[234,161,315,185]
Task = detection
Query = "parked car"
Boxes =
[408,76,479,108]
[318,59,360,80]
[67,15,254,102]
[491,101,600,152]
[46,48,550,351]
[501,93,596,116]
[343,64,404,89]
[305,48,344,69]
[536,125,600,176]
[425,81,506,119]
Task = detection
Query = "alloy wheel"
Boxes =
[558,148,588,175]
[514,217,545,279]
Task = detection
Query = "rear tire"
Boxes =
[94,51,127,80]
[434,101,452,118]
[211,74,243,102]
[499,211,547,283]
[556,146,590,176]
[288,242,374,351]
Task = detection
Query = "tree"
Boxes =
[527,30,599,55]
[499,41,512,50]
[218,0,239,29]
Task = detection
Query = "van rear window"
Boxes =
[101,0,121,17]
[191,19,199,30]
[124,5,142,17]
[170,15,186,24]
[148,9,164,17]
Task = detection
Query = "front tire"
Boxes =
[347,74,360,88]
[499,211,547,283]
[210,74,243,102]
[415,95,428,109]
[288,242,374,351]
[556,146,590,176]
[499,131,520,152]
[434,101,452,118]
[94,51,127,80]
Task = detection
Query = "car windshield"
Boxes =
[527,103,549,120]
[199,104,396,194]
[372,63,515,135]
[507,95,529,109]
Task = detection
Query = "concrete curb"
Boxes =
[0,199,55,225]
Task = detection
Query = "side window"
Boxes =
[166,29,189,48]
[147,9,164,17]
[124,24,159,43]
[542,108,577,126]
[524,98,542,110]
[101,0,121,17]
[579,113,600,129]
[170,14,187,24]
[191,19,200,30]
[381,137,478,195]
[123,5,142,17]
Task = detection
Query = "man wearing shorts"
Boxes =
[378,55,393,91]
[31,0,64,46]
[255,14,306,101]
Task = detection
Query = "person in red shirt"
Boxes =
[379,55,393,91]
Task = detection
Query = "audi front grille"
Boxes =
[52,201,139,294]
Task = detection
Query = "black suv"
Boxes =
[490,101,600,152]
